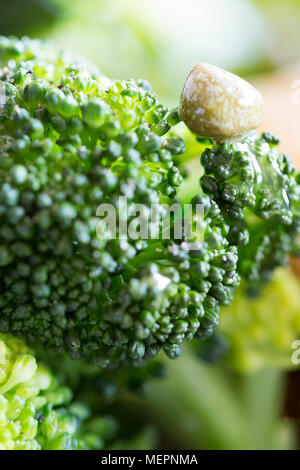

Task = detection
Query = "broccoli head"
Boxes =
[0,37,239,366]
[200,133,300,289]
[0,37,299,368]
[0,332,119,450]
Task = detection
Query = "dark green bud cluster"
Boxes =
[200,133,300,286]
[1,37,298,366]
[0,37,238,366]
[98,209,239,362]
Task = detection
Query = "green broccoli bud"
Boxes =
[0,37,299,368]
[0,333,115,450]
[0,37,239,366]
[200,133,300,288]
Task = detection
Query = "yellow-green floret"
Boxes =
[0,332,114,450]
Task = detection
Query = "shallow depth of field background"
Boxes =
[2,0,300,157]
[2,0,300,450]
[0,0,299,98]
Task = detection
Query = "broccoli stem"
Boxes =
[236,368,287,449]
[124,346,290,449]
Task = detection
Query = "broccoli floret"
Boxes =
[0,332,117,450]
[0,37,240,365]
[0,37,299,368]
[200,133,300,287]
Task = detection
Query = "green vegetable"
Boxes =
[125,267,300,450]
[0,37,236,366]
[0,333,115,450]
[0,36,299,370]
[200,134,300,289]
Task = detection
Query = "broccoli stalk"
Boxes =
[125,347,288,450]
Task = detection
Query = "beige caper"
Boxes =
[179,63,265,141]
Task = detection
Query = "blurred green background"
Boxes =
[2,0,300,450]
[2,0,300,105]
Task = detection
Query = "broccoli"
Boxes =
[193,265,300,370]
[0,37,236,365]
[200,135,300,289]
[0,37,299,369]
[125,266,300,450]
[0,332,117,450]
